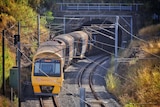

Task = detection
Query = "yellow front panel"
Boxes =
[32,76,63,86]
[52,86,61,94]
[33,85,41,93]
[32,75,63,94]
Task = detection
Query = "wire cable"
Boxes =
[118,23,149,44]
[118,23,160,59]
[0,19,116,106]
[0,23,17,34]
[93,25,115,35]
[2,20,160,106]
[85,27,115,40]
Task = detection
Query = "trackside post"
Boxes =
[80,88,86,107]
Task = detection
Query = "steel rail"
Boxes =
[77,55,105,87]
[77,54,109,107]
[89,57,109,107]
[39,96,59,107]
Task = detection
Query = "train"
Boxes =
[31,21,122,96]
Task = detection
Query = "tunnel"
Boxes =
[77,19,122,55]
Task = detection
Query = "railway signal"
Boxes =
[14,35,20,45]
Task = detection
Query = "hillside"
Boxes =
[107,24,160,107]
[0,0,49,81]
[0,0,160,107]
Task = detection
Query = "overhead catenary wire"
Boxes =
[3,20,159,65]
[85,27,115,40]
[14,35,158,66]
[2,16,37,32]
[8,20,160,106]
[2,35,92,105]
[82,21,160,81]
[1,17,116,105]
[0,23,17,34]
[89,43,114,55]
[2,17,160,106]
[91,39,125,49]
[1,30,139,106]
[24,42,93,106]
[32,40,131,83]
[71,56,132,85]
[93,24,115,35]
[118,23,149,44]
[85,26,157,59]
[118,23,160,59]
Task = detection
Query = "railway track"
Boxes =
[77,54,109,107]
[21,54,120,107]
[39,96,59,107]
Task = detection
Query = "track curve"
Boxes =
[77,54,109,106]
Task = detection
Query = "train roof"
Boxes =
[69,31,89,41]
[34,40,64,57]
[54,34,74,45]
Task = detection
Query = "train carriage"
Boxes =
[31,41,65,96]
[69,31,89,59]
[31,25,121,96]
[54,34,74,66]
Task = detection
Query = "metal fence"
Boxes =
[57,3,143,11]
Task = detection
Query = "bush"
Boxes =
[0,96,11,107]
[0,44,15,88]
[106,36,160,106]
[138,24,160,37]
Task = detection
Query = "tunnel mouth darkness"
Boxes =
[77,19,122,55]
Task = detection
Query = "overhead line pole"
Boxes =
[131,17,133,40]
[115,16,119,73]
[2,30,6,96]
[17,22,21,107]
[18,42,21,107]
[63,17,66,34]
[37,14,40,47]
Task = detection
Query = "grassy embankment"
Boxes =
[0,1,49,106]
[107,24,160,107]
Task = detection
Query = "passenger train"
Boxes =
[31,25,121,96]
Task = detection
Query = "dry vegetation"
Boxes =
[0,96,11,107]
[0,1,49,106]
[107,24,160,107]
[139,24,160,37]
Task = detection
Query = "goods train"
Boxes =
[31,22,122,96]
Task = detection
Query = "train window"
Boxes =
[55,63,60,74]
[41,63,52,74]
[34,63,40,73]
[34,59,61,77]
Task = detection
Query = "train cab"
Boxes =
[31,41,65,96]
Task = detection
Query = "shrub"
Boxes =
[138,24,160,37]
[0,96,10,107]
[0,44,15,88]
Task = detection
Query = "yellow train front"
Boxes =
[31,41,65,96]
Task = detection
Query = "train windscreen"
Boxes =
[34,59,60,77]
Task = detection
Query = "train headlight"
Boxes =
[40,86,54,93]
